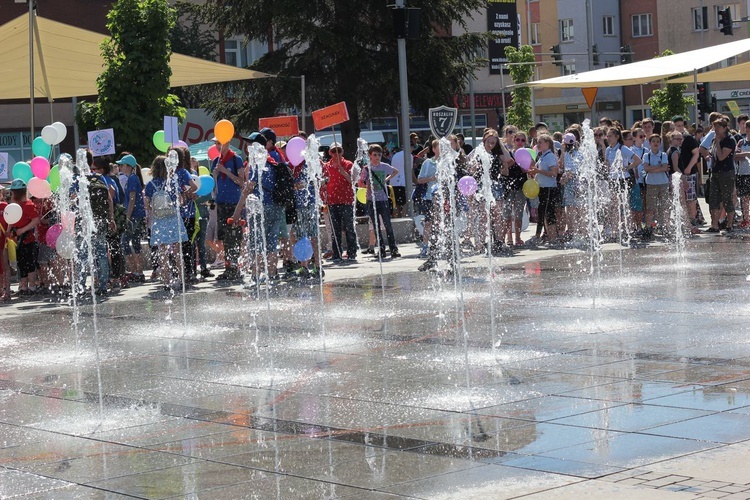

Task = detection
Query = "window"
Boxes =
[530,23,540,45]
[560,19,574,42]
[632,13,652,37]
[719,56,737,68]
[562,63,576,76]
[715,4,741,28]
[224,38,246,67]
[602,16,615,36]
[692,7,708,31]
[604,61,616,68]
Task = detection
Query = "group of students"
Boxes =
[409,112,749,272]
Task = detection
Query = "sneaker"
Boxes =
[390,249,401,258]
[216,268,242,281]
[418,245,428,258]
[322,250,334,259]
[295,267,311,279]
[704,227,720,233]
[363,247,375,254]
[310,266,325,278]
[200,268,214,278]
[418,260,436,272]
[723,226,734,234]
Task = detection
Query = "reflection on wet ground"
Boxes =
[1,241,750,498]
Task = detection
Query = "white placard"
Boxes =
[87,129,116,157]
[164,115,179,144]
[0,152,8,181]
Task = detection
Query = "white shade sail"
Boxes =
[525,38,750,89]
[669,60,750,84]
[0,14,273,100]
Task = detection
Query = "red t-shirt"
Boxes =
[323,159,355,205]
[12,200,39,244]
[34,198,53,246]
[0,202,7,268]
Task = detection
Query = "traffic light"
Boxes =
[550,45,562,66]
[719,7,733,36]
[592,44,600,66]
[697,83,711,114]
[620,45,632,64]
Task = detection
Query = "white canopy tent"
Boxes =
[525,38,750,89]
[669,61,750,84]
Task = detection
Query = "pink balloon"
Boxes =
[46,223,63,248]
[208,145,220,161]
[174,140,188,148]
[27,177,52,199]
[286,137,306,166]
[514,148,533,171]
[457,175,478,196]
[30,156,51,179]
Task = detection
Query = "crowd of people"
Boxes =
[0,113,746,303]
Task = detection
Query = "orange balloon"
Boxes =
[214,119,235,144]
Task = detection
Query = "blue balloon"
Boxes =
[32,136,52,158]
[196,174,215,196]
[293,237,314,262]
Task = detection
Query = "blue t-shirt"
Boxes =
[418,159,438,201]
[606,144,635,179]
[536,150,558,188]
[642,151,669,185]
[175,168,196,219]
[248,158,278,205]
[125,173,146,219]
[211,153,244,204]
[101,175,119,205]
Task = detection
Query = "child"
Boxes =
[7,179,40,295]
[0,190,11,301]
[641,134,670,241]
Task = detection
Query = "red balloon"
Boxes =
[208,145,220,161]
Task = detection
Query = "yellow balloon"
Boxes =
[198,166,210,176]
[214,119,235,144]
[522,179,540,199]
[356,188,367,204]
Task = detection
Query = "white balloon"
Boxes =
[51,122,67,144]
[3,203,22,225]
[41,125,59,146]
[56,231,76,260]
[141,167,152,185]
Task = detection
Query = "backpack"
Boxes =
[151,181,174,220]
[271,161,296,208]
[87,174,111,232]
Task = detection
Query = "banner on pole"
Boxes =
[312,102,349,131]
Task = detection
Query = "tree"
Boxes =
[504,45,535,131]
[169,1,218,109]
[76,0,186,163]
[647,50,695,122]
[198,0,487,155]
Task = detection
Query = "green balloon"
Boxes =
[32,136,52,158]
[152,130,170,153]
[12,161,33,182]
[48,165,60,192]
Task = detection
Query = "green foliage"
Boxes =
[76,0,186,164]
[198,0,487,154]
[647,50,695,122]
[504,45,535,131]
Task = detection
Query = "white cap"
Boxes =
[329,142,342,149]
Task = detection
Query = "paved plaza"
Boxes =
[2,233,750,499]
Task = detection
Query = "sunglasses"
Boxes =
[515,138,526,143]
[506,130,517,135]
[330,148,342,153]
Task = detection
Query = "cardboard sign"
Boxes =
[87,128,116,157]
[312,102,349,131]
[164,115,179,144]
[0,153,8,181]
[259,116,299,137]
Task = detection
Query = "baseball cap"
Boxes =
[329,142,342,149]
[245,132,267,146]
[563,133,576,145]
[10,178,27,190]
[259,127,277,144]
[115,154,137,167]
